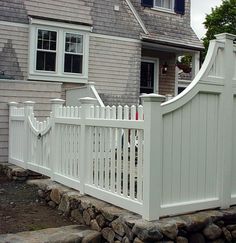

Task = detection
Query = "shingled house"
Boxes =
[0,0,202,163]
[0,0,202,105]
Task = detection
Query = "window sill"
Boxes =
[151,7,176,15]
[28,73,88,83]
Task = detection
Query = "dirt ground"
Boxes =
[0,173,73,234]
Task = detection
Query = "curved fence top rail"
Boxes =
[28,113,53,136]
[161,33,236,114]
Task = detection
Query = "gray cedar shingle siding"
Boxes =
[24,0,93,25]
[90,0,142,39]
[130,0,203,49]
[0,0,28,24]
[0,24,28,80]
[89,36,141,106]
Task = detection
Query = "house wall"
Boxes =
[89,35,142,106]
[0,23,28,80]
[142,49,176,96]
[0,80,62,163]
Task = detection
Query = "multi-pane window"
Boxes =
[29,20,90,83]
[154,0,174,10]
[64,33,83,74]
[36,30,57,71]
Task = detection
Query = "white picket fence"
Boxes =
[8,33,236,221]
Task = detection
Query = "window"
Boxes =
[154,0,174,11]
[64,33,83,74]
[36,30,57,71]
[29,19,91,83]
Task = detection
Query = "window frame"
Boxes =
[29,19,91,83]
[63,31,84,75]
[153,0,175,13]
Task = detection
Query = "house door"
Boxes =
[140,59,159,94]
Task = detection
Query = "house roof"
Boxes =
[129,0,203,50]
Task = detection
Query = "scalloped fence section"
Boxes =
[8,33,236,221]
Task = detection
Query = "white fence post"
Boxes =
[50,99,65,180]
[79,97,97,194]
[216,33,235,209]
[23,101,35,169]
[8,102,19,162]
[141,94,166,221]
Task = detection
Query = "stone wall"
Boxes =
[2,162,236,243]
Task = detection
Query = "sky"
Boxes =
[191,0,222,39]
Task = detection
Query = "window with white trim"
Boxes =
[153,0,174,11]
[29,19,90,83]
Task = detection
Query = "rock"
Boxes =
[12,176,27,181]
[161,223,178,240]
[80,196,109,212]
[101,206,127,221]
[123,222,134,240]
[88,207,96,219]
[38,189,46,198]
[132,221,163,241]
[50,185,69,204]
[189,233,205,243]
[83,210,91,225]
[27,179,55,191]
[231,230,236,238]
[0,189,6,194]
[115,233,123,241]
[226,224,236,231]
[96,214,106,228]
[212,239,226,243]
[122,236,131,243]
[215,220,224,227]
[58,197,69,214]
[133,238,144,243]
[71,209,85,224]
[90,219,101,232]
[203,224,222,240]
[102,227,115,243]
[0,225,101,243]
[82,230,102,243]
[11,167,28,177]
[176,236,188,243]
[48,201,57,208]
[111,219,125,237]
[222,227,232,242]
[184,212,210,232]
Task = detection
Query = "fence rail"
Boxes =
[8,33,236,220]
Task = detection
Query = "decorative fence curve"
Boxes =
[8,33,236,221]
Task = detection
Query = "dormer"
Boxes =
[141,0,185,15]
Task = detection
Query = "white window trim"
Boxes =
[152,0,175,13]
[28,19,91,83]
[141,58,159,94]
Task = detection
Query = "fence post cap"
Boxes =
[23,101,35,105]
[50,98,65,104]
[8,101,19,106]
[80,97,97,105]
[140,93,166,103]
[215,33,236,41]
